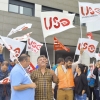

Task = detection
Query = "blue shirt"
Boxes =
[52,64,58,71]
[36,65,39,69]
[87,70,95,87]
[10,64,35,100]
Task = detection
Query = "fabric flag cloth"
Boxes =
[54,37,70,52]
[95,53,100,61]
[13,32,32,41]
[79,2,100,23]
[40,11,75,38]
[75,38,99,58]
[0,77,10,84]
[86,20,100,32]
[7,23,32,36]
[26,37,43,53]
[87,32,93,39]
[0,36,25,61]
[26,62,35,73]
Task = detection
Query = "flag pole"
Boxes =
[43,37,51,69]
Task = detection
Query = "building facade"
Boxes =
[0,0,100,66]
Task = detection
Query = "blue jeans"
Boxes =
[75,94,87,100]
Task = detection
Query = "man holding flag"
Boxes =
[10,54,36,100]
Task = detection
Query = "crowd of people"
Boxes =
[0,45,100,100]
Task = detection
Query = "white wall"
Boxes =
[35,4,41,17]
[0,0,8,11]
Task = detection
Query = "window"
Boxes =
[20,6,32,16]
[42,6,63,12]
[9,4,18,13]
[9,0,35,16]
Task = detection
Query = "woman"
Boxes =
[93,61,100,100]
[74,64,89,100]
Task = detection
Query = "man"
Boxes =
[52,58,64,71]
[87,64,96,100]
[31,55,58,100]
[8,60,15,72]
[52,58,64,100]
[10,54,36,100]
[0,61,11,100]
[52,48,83,100]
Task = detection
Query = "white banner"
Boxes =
[7,23,32,36]
[86,20,100,32]
[13,32,32,41]
[0,36,25,61]
[95,53,100,60]
[0,77,10,84]
[75,38,99,58]
[79,2,100,23]
[26,37,43,53]
[40,11,75,38]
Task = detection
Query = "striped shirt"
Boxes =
[31,68,53,100]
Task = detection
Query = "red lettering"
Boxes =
[44,17,52,30]
[53,17,60,28]
[14,48,20,57]
[83,43,88,49]
[94,8,100,14]
[81,6,89,16]
[89,7,95,15]
[60,18,70,26]
[88,45,95,53]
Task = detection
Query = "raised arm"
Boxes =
[72,48,84,73]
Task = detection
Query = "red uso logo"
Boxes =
[44,17,70,30]
[14,48,20,57]
[78,43,95,53]
[81,6,100,16]
[28,39,42,50]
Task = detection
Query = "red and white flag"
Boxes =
[79,2,100,23]
[26,37,43,53]
[0,36,25,61]
[75,38,98,58]
[13,32,32,41]
[40,11,75,38]
[0,77,10,84]
[27,62,35,73]
[54,37,70,52]
[87,32,93,39]
[7,23,32,36]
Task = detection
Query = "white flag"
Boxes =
[95,53,100,61]
[7,23,32,36]
[26,37,43,53]
[0,36,25,61]
[40,11,75,38]
[75,38,98,58]
[13,32,32,41]
[86,20,100,32]
[79,2,100,23]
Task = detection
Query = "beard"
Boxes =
[66,65,72,68]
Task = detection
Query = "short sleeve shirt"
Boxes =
[10,64,35,100]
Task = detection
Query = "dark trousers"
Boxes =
[94,89,100,100]
[0,96,10,100]
[54,85,58,99]
[89,86,96,100]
